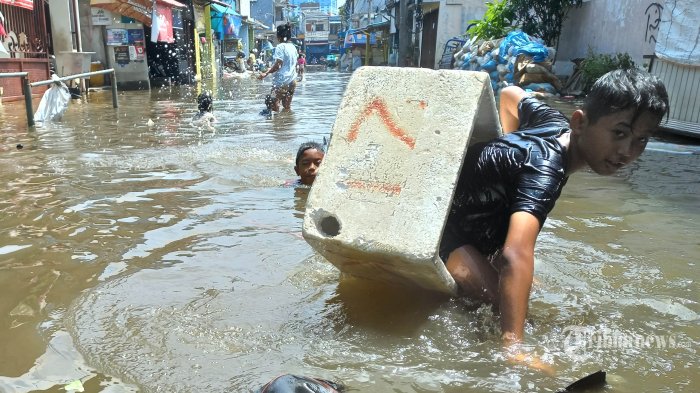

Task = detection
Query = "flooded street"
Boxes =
[0,70,698,393]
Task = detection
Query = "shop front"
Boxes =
[0,0,51,101]
[89,0,195,89]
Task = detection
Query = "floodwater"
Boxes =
[0,70,697,393]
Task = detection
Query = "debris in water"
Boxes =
[64,379,84,392]
[558,370,606,392]
[147,118,155,127]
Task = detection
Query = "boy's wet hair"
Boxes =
[583,69,669,125]
[295,141,325,166]
[197,91,213,113]
[277,23,292,42]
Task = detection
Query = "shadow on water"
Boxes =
[325,275,449,337]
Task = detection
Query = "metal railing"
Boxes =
[1,68,118,126]
[0,72,34,126]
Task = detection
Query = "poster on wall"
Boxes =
[128,29,144,46]
[91,8,112,25]
[133,45,145,61]
[106,29,128,46]
[114,46,130,65]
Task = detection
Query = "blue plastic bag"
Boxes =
[498,31,550,63]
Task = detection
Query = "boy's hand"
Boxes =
[508,352,556,375]
[506,347,556,376]
[258,72,267,80]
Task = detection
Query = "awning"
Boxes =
[210,3,239,15]
[90,0,184,26]
[0,0,33,10]
[211,3,242,37]
[242,17,269,30]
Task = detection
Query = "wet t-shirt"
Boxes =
[272,42,298,87]
[440,96,570,260]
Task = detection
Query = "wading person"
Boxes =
[191,91,215,126]
[258,23,298,115]
[440,69,669,368]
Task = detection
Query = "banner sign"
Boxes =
[91,8,112,25]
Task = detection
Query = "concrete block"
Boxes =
[302,67,502,295]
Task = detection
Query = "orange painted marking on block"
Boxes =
[418,100,427,109]
[347,98,416,149]
[346,180,402,196]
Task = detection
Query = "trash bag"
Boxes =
[34,74,70,122]
[498,31,550,63]
[255,374,344,393]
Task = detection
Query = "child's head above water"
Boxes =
[197,91,213,113]
[295,141,325,186]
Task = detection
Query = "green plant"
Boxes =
[509,0,583,47]
[467,0,516,41]
[580,49,637,92]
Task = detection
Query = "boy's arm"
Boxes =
[258,59,284,79]
[499,211,540,343]
[499,86,528,133]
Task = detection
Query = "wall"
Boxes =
[79,1,110,68]
[554,0,662,76]
[49,0,75,53]
[432,0,486,69]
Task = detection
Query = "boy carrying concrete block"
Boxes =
[304,67,669,371]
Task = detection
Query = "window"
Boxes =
[316,24,325,31]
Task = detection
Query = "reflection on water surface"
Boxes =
[0,71,697,393]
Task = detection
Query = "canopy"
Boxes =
[211,3,242,37]
[90,0,185,26]
[210,3,239,16]
[0,0,33,10]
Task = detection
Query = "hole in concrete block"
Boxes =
[318,215,341,237]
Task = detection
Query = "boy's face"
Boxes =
[295,148,324,185]
[573,108,659,175]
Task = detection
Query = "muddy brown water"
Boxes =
[0,71,698,392]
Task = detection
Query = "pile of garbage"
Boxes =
[453,30,562,96]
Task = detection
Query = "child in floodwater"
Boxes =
[297,52,306,81]
[258,23,298,115]
[285,141,325,186]
[191,91,215,126]
[440,69,669,368]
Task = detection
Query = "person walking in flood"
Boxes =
[440,69,669,369]
[297,52,306,82]
[258,23,298,116]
